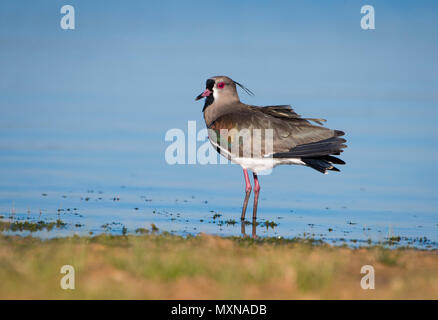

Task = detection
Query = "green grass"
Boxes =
[0,233,437,299]
[0,220,66,232]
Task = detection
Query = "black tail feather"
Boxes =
[272,129,347,173]
[318,155,345,165]
[302,155,345,174]
[273,135,347,159]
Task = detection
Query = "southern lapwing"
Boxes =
[196,76,347,222]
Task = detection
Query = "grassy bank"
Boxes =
[0,233,437,299]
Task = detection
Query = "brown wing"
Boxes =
[208,105,346,159]
[253,105,327,126]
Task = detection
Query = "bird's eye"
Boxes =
[217,82,225,89]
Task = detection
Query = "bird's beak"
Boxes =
[195,89,212,101]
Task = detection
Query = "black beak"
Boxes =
[195,79,215,101]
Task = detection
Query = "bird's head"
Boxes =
[196,76,253,111]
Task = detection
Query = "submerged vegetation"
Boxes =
[0,192,436,299]
[0,233,437,299]
[0,219,66,232]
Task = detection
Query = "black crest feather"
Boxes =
[234,81,254,96]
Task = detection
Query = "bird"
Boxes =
[195,75,347,222]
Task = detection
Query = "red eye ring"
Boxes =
[217,82,225,89]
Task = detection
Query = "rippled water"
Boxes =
[0,108,437,249]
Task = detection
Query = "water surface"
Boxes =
[0,1,437,248]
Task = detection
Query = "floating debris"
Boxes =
[212,213,222,220]
[135,228,149,234]
[151,223,159,232]
[263,221,278,229]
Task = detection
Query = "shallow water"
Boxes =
[0,1,437,248]
[0,115,437,249]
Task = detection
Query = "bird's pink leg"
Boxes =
[252,173,260,221]
[241,169,252,221]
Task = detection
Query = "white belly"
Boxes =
[232,157,305,174]
[208,136,305,174]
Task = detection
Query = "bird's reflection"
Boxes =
[241,220,257,238]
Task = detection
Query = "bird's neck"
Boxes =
[203,99,241,127]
